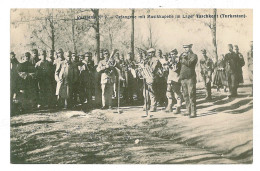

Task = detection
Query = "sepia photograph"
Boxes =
[9,8,253,164]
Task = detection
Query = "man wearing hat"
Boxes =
[142,48,162,112]
[179,44,198,118]
[200,49,214,100]
[96,49,118,109]
[234,45,245,84]
[224,44,241,98]
[247,41,253,95]
[165,49,182,114]
[35,49,52,108]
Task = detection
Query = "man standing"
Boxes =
[17,52,37,109]
[96,49,117,109]
[224,44,241,98]
[156,49,167,107]
[247,41,253,95]
[10,52,19,103]
[234,45,245,84]
[179,44,198,118]
[35,50,52,108]
[199,49,214,100]
[142,48,161,112]
[70,53,80,107]
[165,49,182,114]
[55,51,73,109]
[31,49,40,65]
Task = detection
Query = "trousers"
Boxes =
[101,83,113,107]
[181,77,196,116]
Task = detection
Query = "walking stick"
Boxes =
[142,78,148,117]
[117,78,121,114]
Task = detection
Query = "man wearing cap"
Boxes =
[224,44,241,98]
[69,53,80,107]
[234,45,245,84]
[35,49,53,108]
[143,48,162,112]
[156,49,167,107]
[55,51,73,109]
[31,49,40,65]
[17,52,38,109]
[165,49,182,114]
[179,44,198,118]
[10,52,19,103]
[96,49,118,109]
[200,49,214,100]
[247,41,253,95]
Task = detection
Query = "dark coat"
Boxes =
[179,51,198,81]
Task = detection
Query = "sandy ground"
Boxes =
[10,82,253,164]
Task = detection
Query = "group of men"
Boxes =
[10,41,253,118]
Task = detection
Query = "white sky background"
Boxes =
[11,9,252,58]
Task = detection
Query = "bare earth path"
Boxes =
[10,83,253,164]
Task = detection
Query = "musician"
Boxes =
[165,49,182,114]
[200,49,214,100]
[142,48,162,112]
[179,44,198,118]
[96,49,117,109]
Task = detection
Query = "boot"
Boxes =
[174,107,181,114]
[150,106,156,112]
[165,104,173,113]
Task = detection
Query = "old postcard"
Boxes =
[10,8,253,164]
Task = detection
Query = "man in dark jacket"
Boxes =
[234,45,245,84]
[224,44,242,98]
[179,44,198,118]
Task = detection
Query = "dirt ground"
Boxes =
[10,82,253,164]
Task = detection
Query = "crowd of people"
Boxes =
[10,41,253,118]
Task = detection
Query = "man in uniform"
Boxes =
[70,53,80,107]
[234,45,245,84]
[247,41,253,95]
[156,49,167,107]
[179,44,198,118]
[199,49,214,100]
[96,49,118,109]
[17,52,37,109]
[35,50,52,108]
[10,52,19,103]
[165,49,182,114]
[31,49,40,65]
[224,44,241,98]
[142,48,162,112]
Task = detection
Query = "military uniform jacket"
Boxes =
[200,56,214,82]
[179,51,198,80]
[144,57,161,84]
[224,51,242,74]
[167,55,181,83]
[35,60,52,82]
[247,50,253,72]
[96,59,116,84]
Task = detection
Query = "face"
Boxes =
[84,54,90,62]
[24,55,30,62]
[79,55,85,62]
[184,47,190,52]
[32,51,38,58]
[228,46,233,52]
[10,54,15,60]
[65,54,71,61]
[104,51,109,60]
[71,55,76,62]
[235,48,239,53]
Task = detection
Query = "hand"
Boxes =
[105,64,110,68]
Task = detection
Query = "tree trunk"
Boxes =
[50,9,55,54]
[71,10,77,54]
[93,9,100,64]
[131,9,135,60]
[211,9,218,62]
